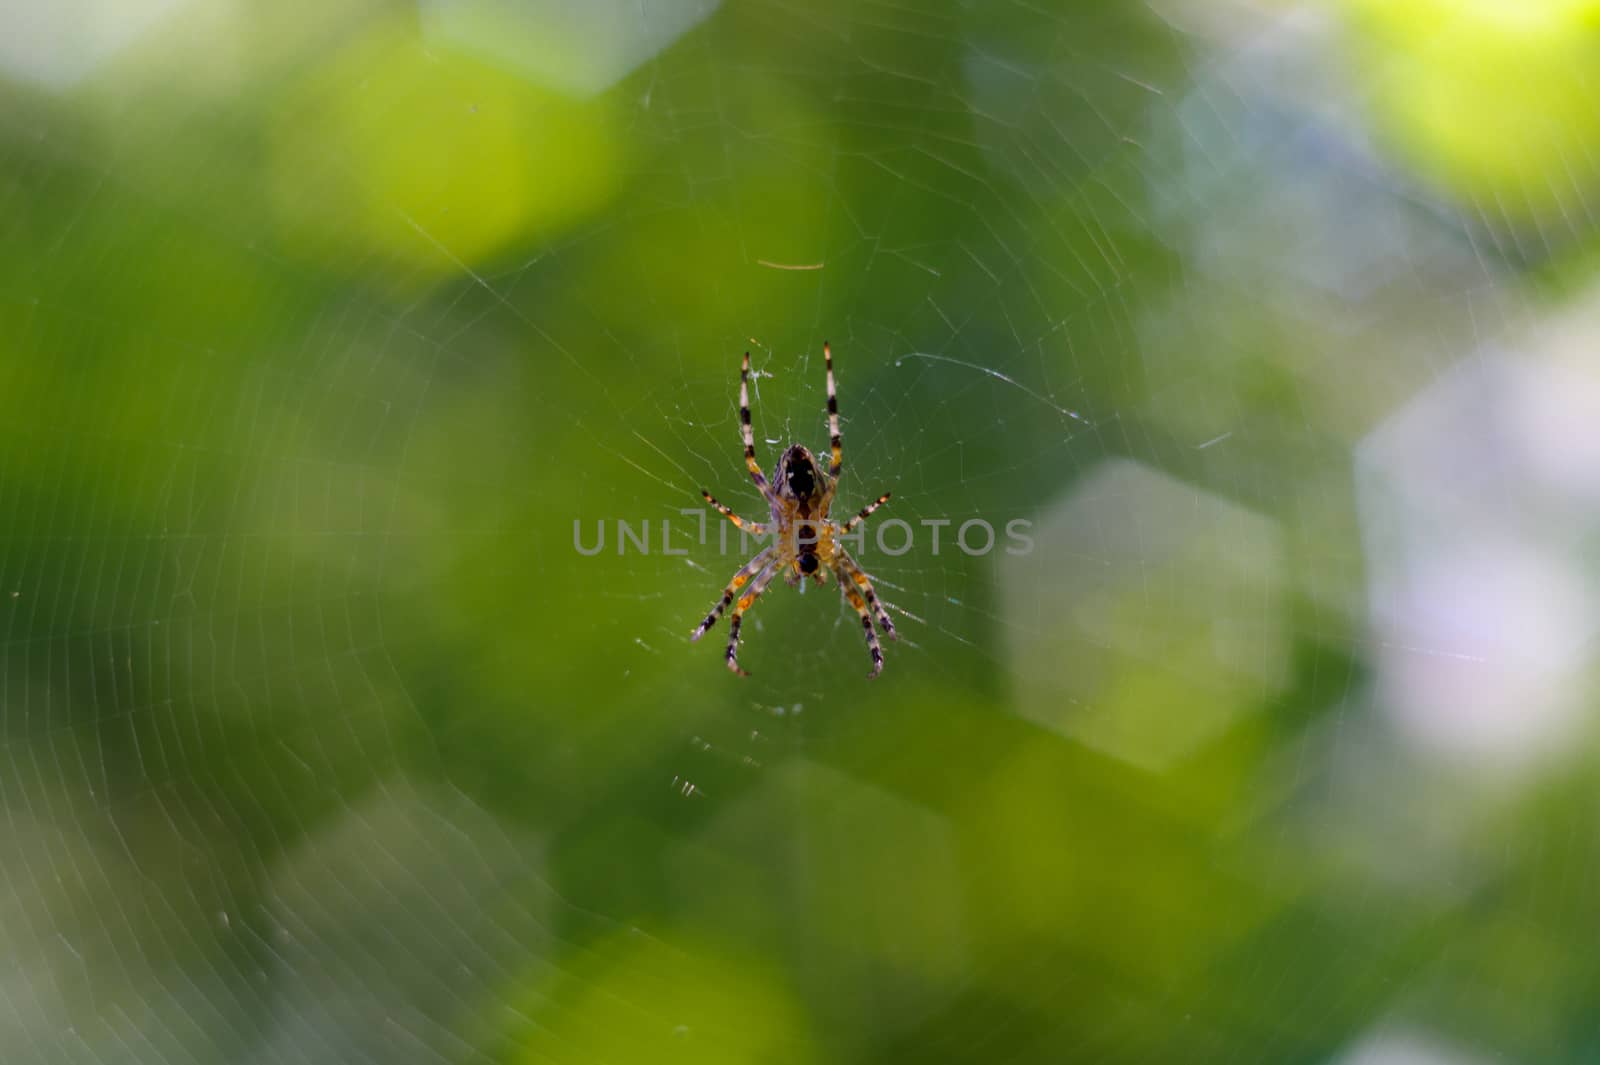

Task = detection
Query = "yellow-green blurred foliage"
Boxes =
[1347,0,1600,226]
[271,18,622,280]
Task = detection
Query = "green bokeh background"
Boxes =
[4,1,1600,1063]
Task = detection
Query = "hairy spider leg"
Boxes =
[740,352,777,503]
[691,547,775,641]
[841,491,892,533]
[824,342,843,482]
[725,559,784,675]
[835,550,896,639]
[842,582,885,678]
[701,489,767,535]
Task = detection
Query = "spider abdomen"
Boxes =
[791,515,828,579]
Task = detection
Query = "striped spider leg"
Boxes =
[737,350,780,509]
[690,546,774,648]
[691,343,897,677]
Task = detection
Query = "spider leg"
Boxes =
[701,489,768,535]
[835,550,897,640]
[824,341,842,481]
[691,547,775,641]
[841,490,891,533]
[841,582,885,678]
[725,560,784,676]
[739,352,778,502]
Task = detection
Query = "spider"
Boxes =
[691,343,897,677]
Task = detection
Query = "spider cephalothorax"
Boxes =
[691,345,897,677]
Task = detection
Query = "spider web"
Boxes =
[3,1,1598,1063]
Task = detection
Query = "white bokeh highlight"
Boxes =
[0,0,184,90]
[1002,459,1290,771]
[420,0,720,97]
[1356,338,1600,771]
[1328,1026,1501,1065]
